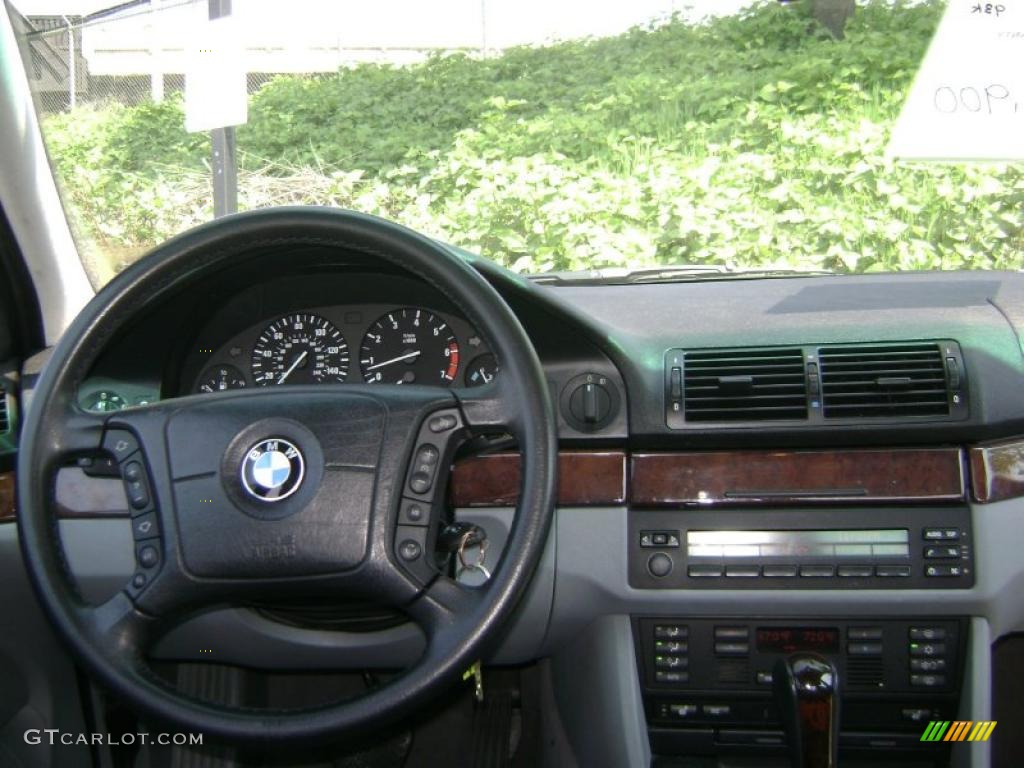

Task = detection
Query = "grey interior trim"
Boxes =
[0,525,90,767]
[0,4,94,345]
[550,614,650,768]
[952,616,991,768]
[543,505,1024,653]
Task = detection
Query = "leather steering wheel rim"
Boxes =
[17,207,557,745]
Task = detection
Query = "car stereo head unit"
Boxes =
[629,507,973,589]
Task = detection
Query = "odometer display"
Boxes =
[251,313,350,386]
[360,308,460,385]
[755,627,839,654]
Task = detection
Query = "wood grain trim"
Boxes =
[631,448,965,506]
[969,439,1024,503]
[0,471,13,522]
[450,451,627,507]
[55,468,132,518]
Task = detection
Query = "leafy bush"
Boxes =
[42,0,1024,280]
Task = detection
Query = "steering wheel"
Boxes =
[16,208,557,744]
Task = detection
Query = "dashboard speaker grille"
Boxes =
[819,342,949,418]
[683,347,808,422]
[846,657,884,689]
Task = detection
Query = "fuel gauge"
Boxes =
[464,354,498,387]
[197,364,247,393]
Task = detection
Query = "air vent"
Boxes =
[819,343,950,419]
[0,384,8,433]
[682,348,808,422]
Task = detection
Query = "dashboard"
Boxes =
[23,249,1024,768]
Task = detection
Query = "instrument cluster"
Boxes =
[192,304,498,395]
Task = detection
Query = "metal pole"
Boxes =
[208,0,237,217]
[480,0,487,57]
[63,16,75,109]
[150,0,164,102]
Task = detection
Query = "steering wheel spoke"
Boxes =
[404,574,486,639]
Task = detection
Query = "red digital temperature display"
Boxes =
[755,627,840,653]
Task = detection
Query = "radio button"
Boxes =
[799,565,835,578]
[647,553,673,578]
[714,627,750,640]
[848,627,883,641]
[909,627,947,641]
[688,565,723,578]
[924,546,961,559]
[925,564,963,577]
[875,565,911,577]
[910,658,947,672]
[656,671,689,685]
[909,642,946,657]
[910,674,946,688]
[654,625,688,639]
[763,565,798,578]
[923,528,960,541]
[714,642,750,656]
[848,642,883,656]
[837,565,873,578]
[725,565,760,578]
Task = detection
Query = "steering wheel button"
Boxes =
[400,498,428,525]
[126,478,150,510]
[137,544,159,569]
[409,472,433,495]
[131,512,160,541]
[123,461,143,483]
[417,445,440,466]
[103,429,139,462]
[131,573,146,589]
[428,415,458,433]
[399,539,422,562]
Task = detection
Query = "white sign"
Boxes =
[184,16,248,133]
[888,1,1024,161]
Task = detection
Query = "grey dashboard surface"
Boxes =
[524,269,1024,442]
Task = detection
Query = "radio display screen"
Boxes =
[756,627,840,653]
[687,529,909,558]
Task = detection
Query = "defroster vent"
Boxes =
[680,347,808,422]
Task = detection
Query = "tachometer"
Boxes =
[360,308,460,385]
[251,313,350,386]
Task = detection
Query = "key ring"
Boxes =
[456,531,491,583]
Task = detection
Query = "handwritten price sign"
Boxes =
[888,0,1023,160]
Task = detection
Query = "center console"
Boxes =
[634,616,966,764]
[627,505,973,765]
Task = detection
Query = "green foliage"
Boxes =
[41,0,1024,279]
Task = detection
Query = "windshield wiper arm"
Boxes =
[527,265,833,285]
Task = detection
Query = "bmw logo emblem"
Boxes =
[240,438,305,502]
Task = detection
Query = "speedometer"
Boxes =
[251,313,350,386]
[360,308,460,385]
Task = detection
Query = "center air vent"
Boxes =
[818,342,951,419]
[681,347,808,422]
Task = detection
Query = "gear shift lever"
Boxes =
[773,653,840,768]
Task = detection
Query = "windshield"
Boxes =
[8,0,1023,287]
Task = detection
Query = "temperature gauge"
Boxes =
[464,354,498,387]
[84,390,127,412]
